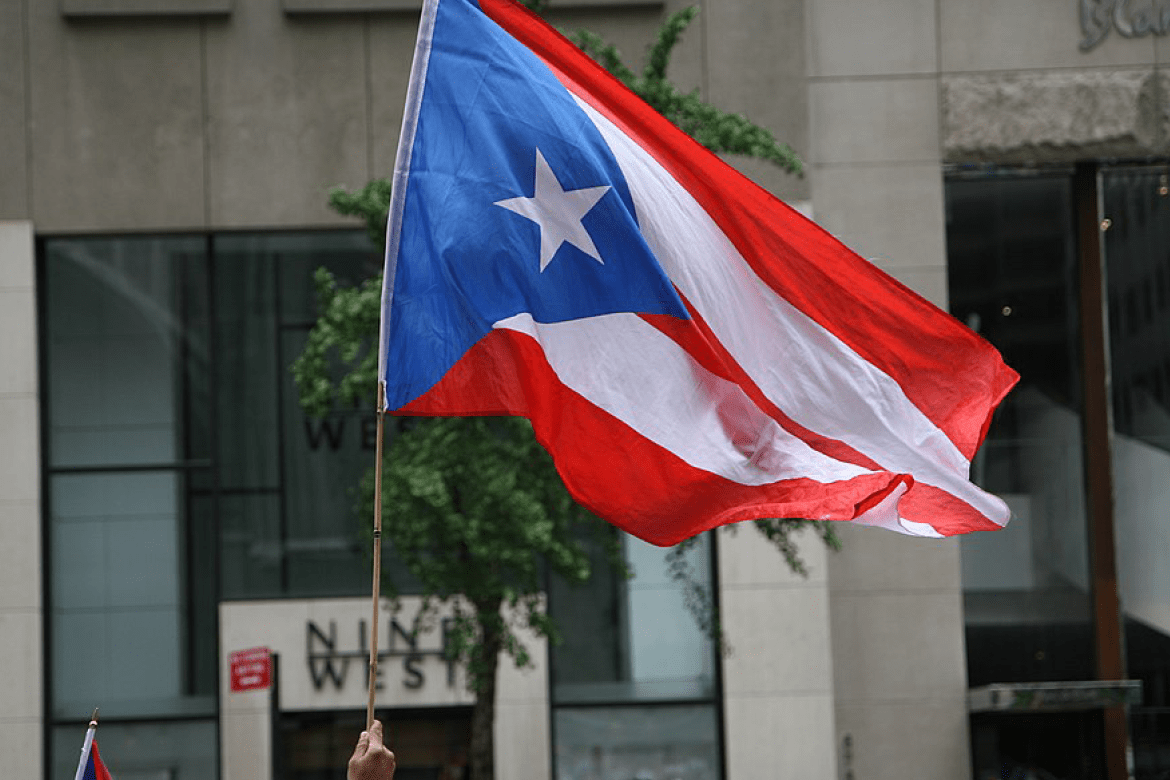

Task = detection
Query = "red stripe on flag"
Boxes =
[83,740,113,780]
[400,328,906,545]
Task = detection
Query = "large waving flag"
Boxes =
[378,0,1019,546]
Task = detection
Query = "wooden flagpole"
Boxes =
[366,381,387,730]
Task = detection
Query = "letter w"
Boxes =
[307,620,349,690]
[304,417,346,451]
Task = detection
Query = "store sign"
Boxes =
[1080,0,1170,51]
[220,597,475,711]
[306,616,458,693]
[229,646,272,692]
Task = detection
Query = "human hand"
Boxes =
[347,720,397,780]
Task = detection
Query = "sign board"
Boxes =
[969,680,1142,712]
[229,647,272,693]
[219,597,482,710]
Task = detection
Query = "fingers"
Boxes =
[368,719,385,750]
[349,720,396,780]
[352,728,372,759]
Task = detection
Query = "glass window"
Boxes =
[209,231,386,599]
[549,532,721,779]
[41,229,478,778]
[550,534,716,704]
[52,720,218,780]
[1102,169,1170,715]
[553,705,721,780]
[945,174,1095,685]
[45,236,210,470]
[44,236,216,724]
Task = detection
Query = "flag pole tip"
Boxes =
[89,708,99,726]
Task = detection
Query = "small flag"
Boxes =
[377,0,1019,545]
[74,712,113,780]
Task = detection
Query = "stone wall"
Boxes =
[943,69,1169,163]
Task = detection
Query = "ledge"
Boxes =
[283,0,660,12]
[61,0,231,15]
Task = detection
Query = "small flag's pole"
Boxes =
[72,709,99,780]
[365,381,388,730]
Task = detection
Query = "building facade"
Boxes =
[1,0,1168,778]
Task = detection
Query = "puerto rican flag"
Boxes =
[378,0,1019,545]
[74,730,113,780]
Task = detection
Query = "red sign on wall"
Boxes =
[229,647,272,692]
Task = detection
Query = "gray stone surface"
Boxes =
[705,0,809,201]
[284,0,420,10]
[27,5,206,230]
[368,16,421,181]
[834,700,971,780]
[808,0,937,77]
[0,1,28,220]
[544,3,667,79]
[204,0,368,227]
[809,163,947,271]
[810,77,940,165]
[61,0,231,15]
[940,0,1158,72]
[943,69,1165,163]
[718,527,838,778]
[0,221,34,289]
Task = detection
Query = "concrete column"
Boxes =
[805,0,972,776]
[0,220,43,780]
[719,527,839,778]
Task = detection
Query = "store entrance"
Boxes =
[279,707,472,780]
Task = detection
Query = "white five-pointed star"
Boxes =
[494,149,612,272]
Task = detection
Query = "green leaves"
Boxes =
[570,6,802,176]
[357,416,598,692]
[291,267,381,417]
[328,181,393,247]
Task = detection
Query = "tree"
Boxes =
[294,7,831,779]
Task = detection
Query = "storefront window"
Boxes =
[51,721,218,780]
[1102,168,1170,775]
[947,165,1170,779]
[549,533,721,779]
[42,230,396,778]
[44,235,218,776]
[209,231,382,599]
[945,173,1095,686]
[554,705,720,780]
[45,236,215,722]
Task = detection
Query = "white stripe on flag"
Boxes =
[494,311,874,491]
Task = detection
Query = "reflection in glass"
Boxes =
[52,720,218,780]
[44,236,216,723]
[209,231,392,598]
[945,174,1094,685]
[550,533,715,703]
[1103,169,1170,717]
[554,705,720,780]
[45,236,209,469]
